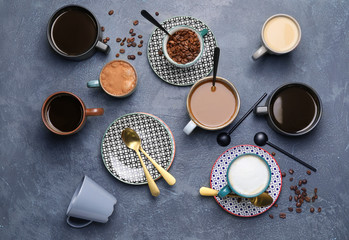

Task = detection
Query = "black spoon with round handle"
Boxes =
[254,132,317,172]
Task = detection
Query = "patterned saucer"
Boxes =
[210,145,282,217]
[147,16,217,86]
[101,113,175,185]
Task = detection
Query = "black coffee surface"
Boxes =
[270,86,317,134]
[51,9,97,55]
[47,95,83,132]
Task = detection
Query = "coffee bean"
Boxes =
[288,207,293,212]
[295,189,300,195]
[120,49,125,54]
[138,35,143,38]
[305,196,311,202]
[290,186,295,190]
[138,44,143,48]
[101,26,105,32]
[128,55,136,60]
[269,214,274,219]
[131,42,137,47]
[314,195,318,199]
[122,37,126,42]
[272,152,276,156]
[131,33,136,36]
[274,204,278,208]
[155,12,159,16]
[133,20,139,26]
[282,172,286,177]
[106,37,110,41]
[312,196,316,202]
[129,29,134,34]
[294,186,298,190]
[127,38,131,43]
[306,170,311,175]
[294,196,298,202]
[137,51,142,55]
[289,195,293,201]
[302,192,307,197]
[130,37,135,42]
[296,202,302,207]
[318,207,322,212]
[310,207,315,213]
[296,208,302,213]
[299,198,304,204]
[279,213,286,219]
[302,179,307,184]
[120,42,124,46]
[289,169,294,174]
[140,40,144,44]
[290,177,293,181]
[158,50,163,56]
[301,187,307,192]
[103,39,107,43]
[298,180,302,186]
[127,44,131,47]
[314,188,318,194]
[116,38,122,42]
[108,10,114,15]
[115,53,119,58]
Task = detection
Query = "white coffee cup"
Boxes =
[252,14,301,60]
[66,176,117,228]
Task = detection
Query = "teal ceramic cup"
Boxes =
[162,26,208,68]
[217,153,271,199]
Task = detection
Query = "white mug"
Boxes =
[252,14,301,60]
[66,176,117,228]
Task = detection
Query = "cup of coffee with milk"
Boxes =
[252,14,301,60]
[217,153,271,199]
[183,76,240,135]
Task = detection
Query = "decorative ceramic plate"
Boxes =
[210,145,282,217]
[101,113,175,185]
[147,16,217,86]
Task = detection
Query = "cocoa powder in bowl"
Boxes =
[99,60,137,97]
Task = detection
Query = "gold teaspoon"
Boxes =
[199,187,273,207]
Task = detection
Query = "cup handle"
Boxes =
[199,29,208,37]
[254,106,268,115]
[66,216,93,228]
[86,108,104,116]
[87,80,101,88]
[252,45,267,60]
[183,120,197,135]
[217,185,232,199]
[95,40,110,54]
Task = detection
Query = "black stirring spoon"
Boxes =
[254,132,317,172]
[141,10,171,36]
[217,93,267,146]
[211,47,220,90]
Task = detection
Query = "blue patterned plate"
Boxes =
[147,16,217,86]
[101,113,175,185]
[210,145,282,217]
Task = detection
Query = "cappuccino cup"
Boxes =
[217,154,271,198]
[252,14,301,60]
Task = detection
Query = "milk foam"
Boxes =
[228,155,270,196]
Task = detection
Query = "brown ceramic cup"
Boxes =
[42,91,104,135]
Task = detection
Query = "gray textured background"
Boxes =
[1,0,348,239]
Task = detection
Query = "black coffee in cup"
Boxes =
[270,86,318,134]
[51,8,97,56]
[47,94,83,132]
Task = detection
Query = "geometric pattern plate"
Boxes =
[210,145,282,217]
[101,112,175,185]
[147,16,217,86]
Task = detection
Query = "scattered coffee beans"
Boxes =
[305,196,311,202]
[133,20,139,26]
[302,179,307,184]
[103,39,107,43]
[318,207,321,212]
[289,169,294,174]
[137,52,142,55]
[101,26,105,32]
[288,207,293,212]
[166,29,200,64]
[108,10,114,15]
[289,195,292,201]
[274,204,278,208]
[155,12,159,16]
[279,213,286,219]
[120,42,124,46]
[314,188,318,194]
[138,35,143,38]
[131,42,137,47]
[138,44,143,48]
[116,38,122,42]
[128,55,136,60]
[120,49,125,54]
[310,207,315,213]
[290,177,293,181]
[140,40,143,44]
[129,29,134,34]
[115,53,119,58]
[158,50,163,56]
[106,37,110,41]
[131,33,136,36]
[296,208,302,213]
[296,202,302,207]
[306,170,311,175]
[282,172,286,177]
[298,180,302,186]
[272,152,276,156]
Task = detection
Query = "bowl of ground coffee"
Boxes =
[162,26,208,68]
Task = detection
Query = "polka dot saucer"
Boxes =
[210,145,282,217]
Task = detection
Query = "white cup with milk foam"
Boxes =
[217,154,271,198]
